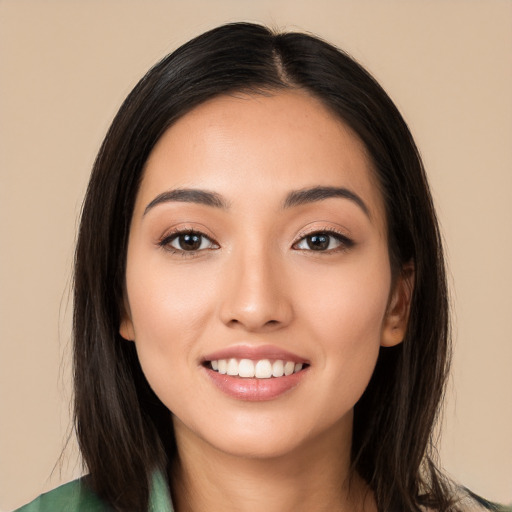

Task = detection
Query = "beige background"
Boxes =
[1,0,511,510]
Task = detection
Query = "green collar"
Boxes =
[14,471,173,512]
[149,471,174,512]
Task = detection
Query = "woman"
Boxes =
[15,22,505,512]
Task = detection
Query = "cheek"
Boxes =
[141,266,216,312]
[124,261,225,419]
[124,257,219,373]
[300,253,390,333]
[294,252,391,387]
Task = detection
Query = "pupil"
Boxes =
[180,234,201,250]
[308,234,329,250]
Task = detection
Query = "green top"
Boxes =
[13,472,174,512]
[14,474,511,512]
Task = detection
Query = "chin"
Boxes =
[206,430,310,460]
[174,405,353,462]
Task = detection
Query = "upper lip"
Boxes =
[202,344,309,364]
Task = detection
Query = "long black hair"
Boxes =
[74,22,453,511]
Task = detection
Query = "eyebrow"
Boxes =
[144,188,230,215]
[143,185,369,218]
[282,186,370,217]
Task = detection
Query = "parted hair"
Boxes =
[74,22,454,511]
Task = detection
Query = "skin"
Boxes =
[120,90,412,512]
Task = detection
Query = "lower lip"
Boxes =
[204,367,308,401]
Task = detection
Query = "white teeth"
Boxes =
[272,360,284,377]
[238,359,255,378]
[209,358,305,378]
[284,361,295,376]
[255,359,273,379]
[217,359,227,374]
[227,358,238,376]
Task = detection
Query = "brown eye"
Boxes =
[294,231,353,252]
[306,234,330,251]
[161,230,219,253]
[176,233,203,251]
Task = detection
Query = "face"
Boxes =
[121,90,410,460]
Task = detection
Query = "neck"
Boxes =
[170,415,375,512]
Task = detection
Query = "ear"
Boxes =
[381,262,415,347]
[119,302,135,341]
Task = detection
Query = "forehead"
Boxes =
[137,90,386,229]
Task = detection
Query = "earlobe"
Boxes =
[119,316,135,341]
[381,262,415,347]
[119,301,135,341]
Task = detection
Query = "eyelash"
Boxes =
[158,228,354,257]
[158,228,219,257]
[292,228,354,254]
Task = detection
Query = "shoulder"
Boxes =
[13,477,111,512]
[12,471,174,512]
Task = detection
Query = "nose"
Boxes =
[219,246,294,333]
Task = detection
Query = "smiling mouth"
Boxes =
[205,358,309,379]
